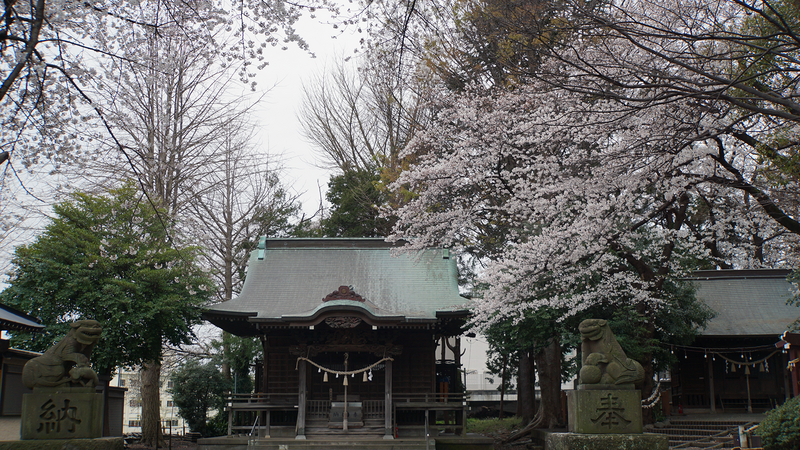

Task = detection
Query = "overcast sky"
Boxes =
[255,13,363,217]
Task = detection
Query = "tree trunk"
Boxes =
[535,337,564,428]
[636,310,657,425]
[499,354,507,419]
[222,331,231,381]
[641,355,656,424]
[516,349,536,424]
[141,361,164,447]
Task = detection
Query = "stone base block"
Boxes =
[545,432,668,450]
[567,389,642,434]
[20,389,103,440]
[0,437,123,450]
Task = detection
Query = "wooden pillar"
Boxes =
[227,406,233,436]
[384,359,393,439]
[791,349,799,398]
[259,335,269,438]
[707,355,716,413]
[782,352,792,401]
[260,336,269,394]
[296,359,307,439]
[745,368,753,414]
[425,409,430,450]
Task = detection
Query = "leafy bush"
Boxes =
[170,360,231,437]
[757,396,800,450]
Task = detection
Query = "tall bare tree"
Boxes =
[187,126,301,305]
[83,4,268,445]
[298,53,433,174]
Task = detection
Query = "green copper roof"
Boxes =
[690,269,798,337]
[205,239,467,331]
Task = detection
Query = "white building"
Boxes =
[112,368,187,436]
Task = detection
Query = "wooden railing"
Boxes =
[306,400,330,420]
[392,392,469,404]
[362,400,384,420]
[392,392,469,437]
[227,392,298,406]
[225,393,298,437]
[224,392,468,437]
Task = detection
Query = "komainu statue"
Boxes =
[22,320,102,389]
[578,318,644,386]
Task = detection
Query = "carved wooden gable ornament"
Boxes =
[322,286,365,328]
[323,286,364,302]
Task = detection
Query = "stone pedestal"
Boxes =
[567,386,642,434]
[20,387,103,440]
[546,432,668,450]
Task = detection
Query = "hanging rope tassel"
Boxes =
[363,372,368,382]
[343,376,348,386]
[744,365,750,375]
[323,372,328,382]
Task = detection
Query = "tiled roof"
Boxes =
[689,269,798,337]
[0,304,43,333]
[204,239,467,329]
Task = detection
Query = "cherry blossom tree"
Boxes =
[370,0,800,243]
[387,74,794,422]
[358,0,800,429]
[0,0,312,175]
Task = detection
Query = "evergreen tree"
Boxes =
[0,183,213,379]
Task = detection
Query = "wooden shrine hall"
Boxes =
[670,269,799,414]
[202,238,471,443]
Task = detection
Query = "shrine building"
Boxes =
[202,238,471,442]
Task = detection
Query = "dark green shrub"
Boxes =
[757,396,800,450]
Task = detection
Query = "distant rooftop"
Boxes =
[687,269,798,337]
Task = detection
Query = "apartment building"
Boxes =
[112,368,187,435]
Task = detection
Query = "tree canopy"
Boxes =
[0,184,213,377]
[320,168,393,238]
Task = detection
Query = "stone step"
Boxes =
[668,436,737,449]
[667,420,752,427]
[649,427,740,448]
[248,437,432,450]
[646,420,754,449]
[652,427,737,436]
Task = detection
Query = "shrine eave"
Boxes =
[202,306,467,336]
[202,310,261,336]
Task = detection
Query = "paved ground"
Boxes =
[127,439,198,449]
[0,412,767,448]
[0,417,19,441]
